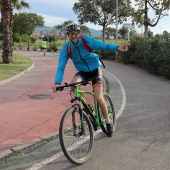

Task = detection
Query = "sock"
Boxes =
[106,121,111,124]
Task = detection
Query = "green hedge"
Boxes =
[118,36,170,79]
[49,42,58,52]
[96,50,116,60]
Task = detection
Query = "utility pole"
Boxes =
[115,0,118,60]
[116,0,118,44]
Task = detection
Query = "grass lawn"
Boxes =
[0,54,33,81]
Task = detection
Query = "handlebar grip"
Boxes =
[56,86,64,91]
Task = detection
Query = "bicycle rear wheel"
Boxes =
[99,92,116,135]
[59,107,94,164]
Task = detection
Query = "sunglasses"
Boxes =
[67,31,80,37]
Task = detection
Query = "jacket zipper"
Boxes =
[77,46,91,72]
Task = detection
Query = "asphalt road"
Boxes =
[0,59,170,170]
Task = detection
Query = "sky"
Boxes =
[13,0,170,35]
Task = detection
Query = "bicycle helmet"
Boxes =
[65,23,80,32]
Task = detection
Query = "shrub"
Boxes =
[96,50,116,60]
[30,37,36,43]
[33,45,38,51]
[118,36,170,79]
[0,41,2,49]
[49,42,58,52]
[47,47,52,52]
[158,41,170,78]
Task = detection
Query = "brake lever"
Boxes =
[64,82,69,86]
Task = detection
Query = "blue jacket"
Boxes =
[55,35,119,84]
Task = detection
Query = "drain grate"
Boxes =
[29,94,54,100]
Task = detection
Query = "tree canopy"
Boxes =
[13,13,44,36]
[104,27,116,39]
[73,0,131,41]
[13,12,44,50]
[13,0,30,10]
[118,26,128,39]
[131,0,170,37]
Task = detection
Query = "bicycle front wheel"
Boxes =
[99,92,116,135]
[59,107,94,164]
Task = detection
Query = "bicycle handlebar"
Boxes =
[56,78,95,91]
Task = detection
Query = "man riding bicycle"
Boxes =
[52,23,130,137]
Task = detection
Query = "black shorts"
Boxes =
[42,47,46,49]
[74,67,103,85]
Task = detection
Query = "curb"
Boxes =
[0,131,58,160]
[0,57,34,86]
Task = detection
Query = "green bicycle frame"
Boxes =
[73,87,101,127]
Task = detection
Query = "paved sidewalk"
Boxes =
[0,51,93,158]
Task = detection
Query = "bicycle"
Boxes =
[56,78,116,164]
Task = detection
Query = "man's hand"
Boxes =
[118,43,131,52]
[52,84,59,92]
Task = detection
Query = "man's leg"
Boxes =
[71,76,82,84]
[93,85,110,122]
[93,85,113,136]
[71,74,83,91]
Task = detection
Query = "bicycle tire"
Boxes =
[99,92,116,135]
[59,107,94,164]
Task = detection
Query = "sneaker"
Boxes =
[106,123,113,137]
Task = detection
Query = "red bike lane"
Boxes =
[0,51,93,158]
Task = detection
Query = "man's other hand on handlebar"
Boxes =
[52,84,60,92]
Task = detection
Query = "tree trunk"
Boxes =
[144,0,148,38]
[10,1,14,56]
[27,35,30,51]
[1,0,13,64]
[20,36,22,50]
[102,25,105,42]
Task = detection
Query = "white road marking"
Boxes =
[103,70,126,119]
[26,72,126,170]
[26,152,64,170]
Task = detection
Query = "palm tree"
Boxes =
[0,0,30,64]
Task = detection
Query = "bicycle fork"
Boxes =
[72,103,85,137]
